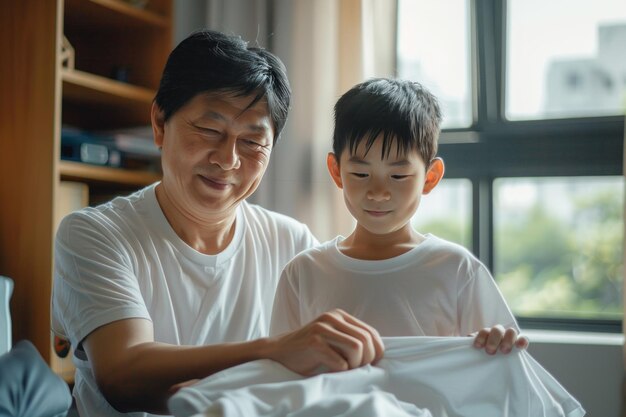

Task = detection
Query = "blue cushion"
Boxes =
[0,340,72,417]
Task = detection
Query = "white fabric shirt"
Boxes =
[168,337,585,417]
[271,235,518,337]
[51,183,317,417]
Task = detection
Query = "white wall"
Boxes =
[526,331,623,417]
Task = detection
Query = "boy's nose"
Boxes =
[366,186,391,201]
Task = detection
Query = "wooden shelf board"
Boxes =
[64,0,170,29]
[62,69,155,105]
[60,160,160,186]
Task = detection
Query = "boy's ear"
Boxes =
[326,152,343,189]
[423,157,445,195]
[151,102,166,149]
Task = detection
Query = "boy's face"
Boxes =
[327,135,443,237]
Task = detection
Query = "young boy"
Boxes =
[270,78,527,355]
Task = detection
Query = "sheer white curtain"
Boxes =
[202,0,396,241]
[203,0,270,46]
[263,0,397,241]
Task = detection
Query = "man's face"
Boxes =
[332,136,431,237]
[154,91,274,218]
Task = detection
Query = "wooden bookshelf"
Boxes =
[0,0,171,377]
[62,69,155,127]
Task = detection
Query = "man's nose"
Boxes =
[209,136,241,170]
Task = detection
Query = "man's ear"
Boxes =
[326,152,343,189]
[423,157,445,195]
[151,102,166,149]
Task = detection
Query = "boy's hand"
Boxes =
[265,309,385,376]
[472,325,529,355]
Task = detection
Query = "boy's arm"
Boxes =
[459,264,529,354]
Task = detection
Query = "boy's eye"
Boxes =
[351,173,369,178]
[391,175,409,180]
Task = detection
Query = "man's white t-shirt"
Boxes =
[51,183,317,417]
[271,235,518,337]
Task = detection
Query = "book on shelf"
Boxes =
[103,125,160,158]
[61,125,161,172]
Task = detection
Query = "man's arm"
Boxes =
[83,318,263,414]
[84,310,384,414]
[266,309,385,375]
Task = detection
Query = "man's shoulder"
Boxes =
[241,201,313,237]
[284,238,335,267]
[57,184,157,237]
[240,202,318,265]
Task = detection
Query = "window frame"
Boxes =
[398,0,624,332]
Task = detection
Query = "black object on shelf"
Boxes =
[61,126,161,171]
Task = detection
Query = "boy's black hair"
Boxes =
[332,78,442,164]
[154,30,291,144]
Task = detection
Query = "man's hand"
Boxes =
[265,309,385,376]
[472,325,529,355]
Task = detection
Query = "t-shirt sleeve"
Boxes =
[457,262,519,336]
[51,212,151,347]
[295,223,319,256]
[269,262,302,336]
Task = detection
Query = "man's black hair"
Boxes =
[154,30,291,143]
[332,78,442,164]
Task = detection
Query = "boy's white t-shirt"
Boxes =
[51,183,317,417]
[271,235,518,337]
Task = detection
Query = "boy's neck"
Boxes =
[338,224,426,260]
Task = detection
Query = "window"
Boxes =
[494,177,623,321]
[413,179,472,248]
[505,0,626,120]
[397,1,625,332]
